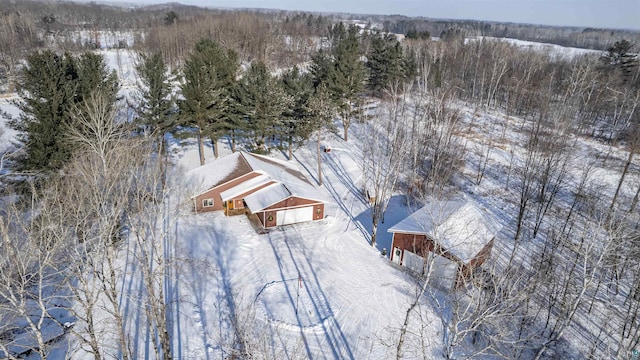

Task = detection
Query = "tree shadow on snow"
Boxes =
[265,231,356,360]
[353,195,409,256]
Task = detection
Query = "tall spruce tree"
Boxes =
[11,50,118,174]
[13,51,76,173]
[178,39,238,164]
[135,51,174,183]
[367,32,410,95]
[238,61,291,152]
[330,24,366,142]
[136,52,174,138]
[311,23,365,142]
[310,49,334,88]
[367,33,392,94]
[281,66,315,159]
[75,52,119,107]
[604,39,639,86]
[224,83,246,153]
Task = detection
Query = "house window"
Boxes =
[316,207,321,214]
[202,198,214,207]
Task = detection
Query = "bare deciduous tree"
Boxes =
[362,80,411,247]
[0,189,70,359]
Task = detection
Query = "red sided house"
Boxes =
[186,151,327,229]
[388,198,501,289]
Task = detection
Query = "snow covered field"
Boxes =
[466,36,603,60]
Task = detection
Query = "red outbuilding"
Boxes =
[388,198,501,289]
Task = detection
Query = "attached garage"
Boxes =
[245,183,326,229]
[276,206,314,226]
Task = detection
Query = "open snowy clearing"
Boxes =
[466,36,603,60]
[161,131,443,359]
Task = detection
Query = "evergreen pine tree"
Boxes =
[281,66,315,159]
[311,23,365,142]
[225,82,249,153]
[135,51,175,183]
[238,61,291,152]
[310,49,334,88]
[136,52,174,137]
[12,51,76,173]
[331,24,366,141]
[366,33,391,94]
[178,39,238,164]
[11,50,119,174]
[366,32,415,95]
[604,39,638,85]
[75,52,119,107]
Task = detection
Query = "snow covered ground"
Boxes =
[160,130,442,359]
[1,37,638,359]
[0,97,19,153]
[466,36,603,60]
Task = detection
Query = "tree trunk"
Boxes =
[629,180,640,213]
[343,123,348,142]
[397,267,432,360]
[210,136,219,159]
[342,110,349,142]
[371,214,378,247]
[197,128,205,166]
[158,135,166,191]
[231,130,236,153]
[317,131,322,186]
[610,150,634,213]
[105,247,130,360]
[396,297,420,360]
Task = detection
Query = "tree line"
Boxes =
[10,22,417,176]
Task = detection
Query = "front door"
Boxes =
[392,247,402,265]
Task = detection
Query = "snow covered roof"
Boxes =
[242,152,314,188]
[219,174,273,201]
[244,183,292,211]
[186,151,327,208]
[185,152,252,195]
[388,199,501,264]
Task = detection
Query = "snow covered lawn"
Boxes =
[164,134,441,359]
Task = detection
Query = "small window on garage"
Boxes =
[202,198,214,207]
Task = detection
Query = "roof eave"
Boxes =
[248,194,326,213]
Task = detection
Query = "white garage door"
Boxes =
[276,206,314,226]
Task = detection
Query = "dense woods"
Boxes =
[1,0,640,358]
